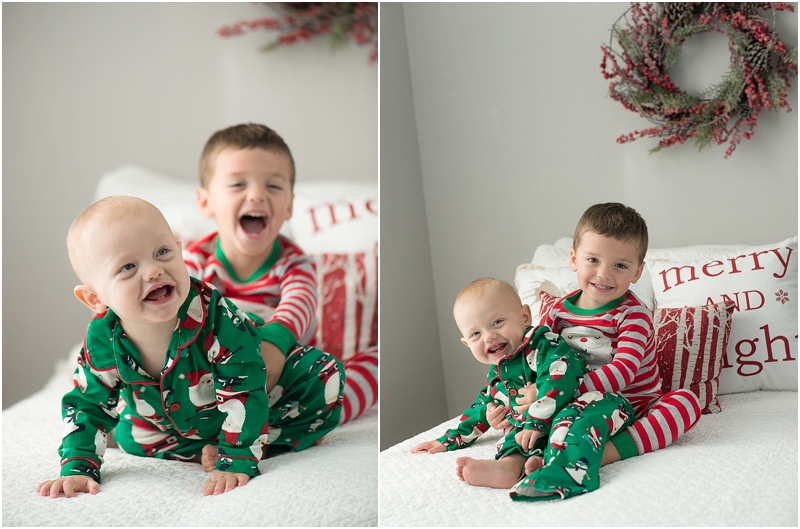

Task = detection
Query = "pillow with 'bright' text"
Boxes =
[647,237,797,395]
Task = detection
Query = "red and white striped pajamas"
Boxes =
[184,232,377,424]
[542,290,700,458]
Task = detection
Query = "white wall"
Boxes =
[380,2,448,450]
[2,2,377,408]
[382,1,798,433]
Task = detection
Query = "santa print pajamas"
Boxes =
[60,279,280,482]
[542,290,701,460]
[184,232,377,424]
[435,326,588,460]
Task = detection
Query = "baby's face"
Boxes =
[455,292,532,365]
[80,207,190,326]
[197,147,294,264]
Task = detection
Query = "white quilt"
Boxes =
[380,391,797,527]
[3,352,378,527]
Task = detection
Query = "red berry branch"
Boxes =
[219,3,378,64]
[601,2,797,157]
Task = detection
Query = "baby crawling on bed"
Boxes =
[411,278,597,488]
[36,196,344,498]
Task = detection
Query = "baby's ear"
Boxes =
[74,286,107,313]
[521,303,532,326]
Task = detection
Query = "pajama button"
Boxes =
[509,389,517,396]
[169,403,180,412]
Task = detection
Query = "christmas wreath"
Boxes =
[219,3,378,64]
[601,2,797,157]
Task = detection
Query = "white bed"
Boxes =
[2,165,379,527]
[4,352,378,527]
[380,236,798,527]
[380,391,797,527]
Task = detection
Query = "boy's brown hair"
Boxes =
[573,203,649,263]
[199,123,295,188]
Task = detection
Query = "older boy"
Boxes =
[411,278,591,489]
[512,203,700,501]
[184,124,377,424]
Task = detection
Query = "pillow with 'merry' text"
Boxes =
[647,237,797,395]
[287,181,378,362]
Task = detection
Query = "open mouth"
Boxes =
[144,285,173,302]
[240,212,267,235]
[487,342,508,356]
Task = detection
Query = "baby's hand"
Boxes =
[36,476,100,498]
[485,402,510,430]
[512,383,539,414]
[410,440,446,454]
[203,470,250,496]
[515,428,543,452]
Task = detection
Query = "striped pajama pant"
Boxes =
[624,388,701,455]
[338,346,379,424]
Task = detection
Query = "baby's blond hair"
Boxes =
[453,277,521,315]
[67,196,163,283]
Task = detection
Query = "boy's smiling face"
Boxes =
[569,231,645,309]
[454,291,532,365]
[197,147,294,268]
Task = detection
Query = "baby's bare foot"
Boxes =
[201,444,218,472]
[525,455,543,475]
[455,456,524,489]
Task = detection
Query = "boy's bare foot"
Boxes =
[525,455,543,475]
[201,444,218,472]
[455,455,524,489]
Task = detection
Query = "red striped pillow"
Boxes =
[311,249,378,361]
[654,302,735,414]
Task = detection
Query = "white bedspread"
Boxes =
[3,354,378,527]
[380,391,797,527]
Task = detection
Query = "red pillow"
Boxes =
[654,301,735,414]
[311,250,378,361]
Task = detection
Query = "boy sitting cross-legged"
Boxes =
[184,123,377,430]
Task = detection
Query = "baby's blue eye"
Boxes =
[119,263,135,273]
[157,247,170,257]
[492,319,504,326]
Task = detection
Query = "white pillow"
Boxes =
[647,237,798,394]
[289,181,378,254]
[93,164,217,244]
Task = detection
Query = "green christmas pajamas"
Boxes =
[436,327,587,460]
[59,278,343,483]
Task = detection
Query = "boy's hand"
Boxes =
[203,470,250,496]
[515,428,543,452]
[260,341,285,391]
[512,382,538,414]
[485,402,511,429]
[36,476,100,498]
[410,440,447,454]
